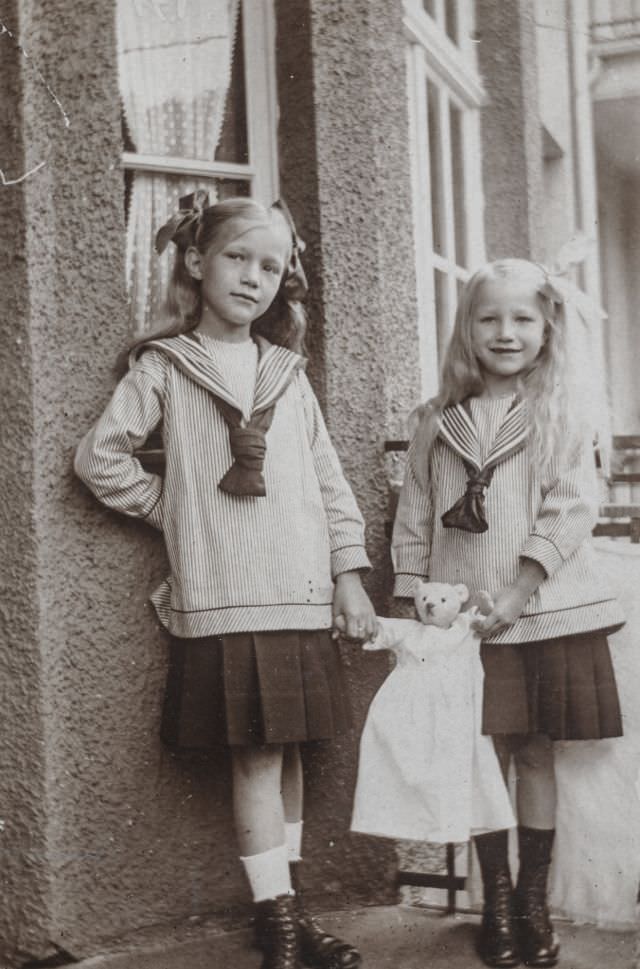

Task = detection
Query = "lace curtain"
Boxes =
[118,0,240,334]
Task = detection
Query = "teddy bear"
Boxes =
[414,579,472,627]
[350,580,515,844]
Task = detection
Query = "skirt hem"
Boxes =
[161,629,353,750]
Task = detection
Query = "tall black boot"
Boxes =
[514,827,559,968]
[290,864,362,969]
[474,829,520,968]
[254,894,303,969]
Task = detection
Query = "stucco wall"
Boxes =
[476,0,544,261]
[0,1,54,962]
[0,0,420,963]
[1,1,244,962]
[274,0,421,910]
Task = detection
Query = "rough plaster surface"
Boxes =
[275,0,327,399]
[274,0,423,910]
[476,0,544,261]
[0,5,56,963]
[0,0,423,963]
[2,1,243,963]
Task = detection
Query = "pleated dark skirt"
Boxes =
[161,629,353,749]
[481,630,623,740]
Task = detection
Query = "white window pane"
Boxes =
[434,267,450,357]
[445,1,459,44]
[427,80,445,256]
[449,102,467,267]
[406,0,483,396]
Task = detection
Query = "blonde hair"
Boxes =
[119,197,307,373]
[413,258,584,482]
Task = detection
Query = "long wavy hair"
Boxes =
[413,259,581,484]
[120,197,307,372]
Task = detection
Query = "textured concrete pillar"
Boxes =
[275,0,422,907]
[0,1,241,962]
[0,5,54,961]
[476,0,544,260]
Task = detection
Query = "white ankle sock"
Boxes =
[285,821,303,863]
[240,844,293,902]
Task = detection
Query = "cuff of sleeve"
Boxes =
[520,534,563,577]
[331,546,371,578]
[393,573,425,598]
[142,478,164,531]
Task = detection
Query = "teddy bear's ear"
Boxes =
[411,578,425,595]
[454,583,469,604]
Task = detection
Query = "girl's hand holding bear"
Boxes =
[332,571,378,642]
[472,558,546,637]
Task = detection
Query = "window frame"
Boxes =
[404,0,486,398]
[121,0,279,204]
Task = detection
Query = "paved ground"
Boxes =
[72,905,637,969]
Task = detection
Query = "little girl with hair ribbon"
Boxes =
[75,191,376,969]
[392,258,624,969]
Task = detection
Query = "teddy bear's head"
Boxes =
[413,580,469,628]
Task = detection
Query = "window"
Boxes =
[117,0,278,333]
[404,0,485,398]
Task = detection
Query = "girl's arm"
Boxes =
[519,449,596,577]
[298,373,370,577]
[390,437,434,599]
[475,450,596,637]
[298,374,376,640]
[74,353,166,529]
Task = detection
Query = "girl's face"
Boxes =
[470,276,547,396]
[186,216,291,341]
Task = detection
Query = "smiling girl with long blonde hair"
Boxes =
[392,258,623,969]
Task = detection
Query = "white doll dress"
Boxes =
[351,613,515,843]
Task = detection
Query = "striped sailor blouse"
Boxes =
[392,395,624,644]
[75,334,370,638]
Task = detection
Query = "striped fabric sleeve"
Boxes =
[74,356,166,529]
[520,454,596,577]
[391,438,433,597]
[298,373,370,577]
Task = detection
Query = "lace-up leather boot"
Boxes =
[289,865,362,969]
[475,830,520,967]
[514,827,559,968]
[254,894,303,969]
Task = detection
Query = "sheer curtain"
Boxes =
[118,0,240,333]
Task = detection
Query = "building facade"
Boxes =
[0,0,636,964]
[591,0,640,432]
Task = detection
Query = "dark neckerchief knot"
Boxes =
[214,399,275,498]
[441,462,495,533]
[219,424,270,497]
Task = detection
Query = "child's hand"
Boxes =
[472,560,545,637]
[472,585,529,637]
[332,572,378,642]
[465,589,493,616]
